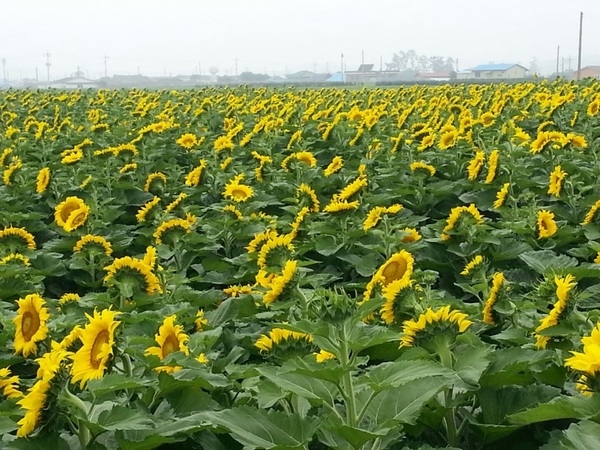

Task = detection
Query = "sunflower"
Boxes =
[548,165,567,197]
[323,199,360,213]
[535,274,577,349]
[119,162,137,174]
[16,379,51,437]
[73,234,112,256]
[195,310,208,331]
[36,167,51,194]
[410,161,436,176]
[13,294,50,358]
[262,259,298,306]
[400,227,422,243]
[537,210,557,239]
[566,132,588,149]
[0,367,22,399]
[399,306,472,349]
[214,135,234,152]
[0,226,36,250]
[223,204,243,220]
[582,200,600,225]
[0,252,31,266]
[286,130,302,149]
[70,309,121,388]
[61,148,83,164]
[104,256,162,294]
[165,192,187,213]
[153,216,195,245]
[484,150,500,184]
[185,160,207,187]
[54,196,89,231]
[3,157,22,185]
[255,327,313,352]
[460,255,484,276]
[324,156,343,176]
[380,278,417,324]
[417,133,436,151]
[438,129,458,150]
[294,151,317,168]
[220,156,233,170]
[58,293,81,306]
[176,133,198,149]
[145,315,190,373]
[223,180,254,202]
[257,234,294,269]
[363,204,403,231]
[467,151,486,181]
[565,322,600,395]
[296,184,320,212]
[378,250,414,286]
[493,183,511,209]
[587,100,600,117]
[479,112,495,127]
[246,229,278,253]
[223,284,253,298]
[482,272,506,324]
[136,196,161,223]
[441,204,484,240]
[144,172,167,193]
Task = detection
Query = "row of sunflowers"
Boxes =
[1,81,600,449]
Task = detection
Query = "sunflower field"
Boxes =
[1,81,600,449]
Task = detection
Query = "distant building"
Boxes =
[458,64,528,80]
[415,71,452,82]
[572,66,600,80]
[47,76,99,89]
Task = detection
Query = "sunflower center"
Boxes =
[60,203,81,222]
[231,188,249,199]
[540,219,549,231]
[21,311,40,341]
[382,260,407,284]
[162,334,180,359]
[90,330,110,369]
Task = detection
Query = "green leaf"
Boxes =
[255,366,338,407]
[540,421,600,449]
[203,406,319,449]
[452,345,492,388]
[364,377,448,428]
[519,250,579,275]
[328,424,391,448]
[6,433,71,450]
[365,359,455,391]
[96,405,155,431]
[508,394,600,425]
[86,373,156,397]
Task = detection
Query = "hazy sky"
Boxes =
[2,0,600,80]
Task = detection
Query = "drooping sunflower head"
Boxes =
[262,259,298,306]
[70,308,121,388]
[104,256,162,295]
[0,226,36,251]
[255,326,313,357]
[400,306,473,351]
[73,234,112,257]
[13,294,50,358]
[380,278,420,325]
[564,322,600,394]
[257,234,295,270]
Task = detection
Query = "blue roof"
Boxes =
[470,64,522,71]
[326,71,346,82]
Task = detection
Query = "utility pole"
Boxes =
[104,54,109,78]
[44,51,51,82]
[340,53,344,81]
[556,45,560,75]
[577,11,583,80]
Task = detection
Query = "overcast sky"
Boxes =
[1,0,599,80]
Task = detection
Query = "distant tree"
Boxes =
[239,72,270,83]
[529,57,538,75]
[386,50,455,73]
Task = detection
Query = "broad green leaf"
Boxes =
[508,394,600,425]
[365,359,455,391]
[96,405,155,431]
[328,424,391,449]
[256,366,338,407]
[453,345,492,388]
[6,433,71,450]
[203,406,319,450]
[519,250,579,275]
[477,385,561,424]
[540,420,600,449]
[86,373,156,397]
[364,377,448,428]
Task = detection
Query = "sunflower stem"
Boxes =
[339,322,358,428]
[437,344,459,447]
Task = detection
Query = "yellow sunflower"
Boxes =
[143,172,167,193]
[0,226,36,250]
[153,216,195,245]
[145,315,190,373]
[73,234,112,256]
[262,259,298,305]
[104,256,162,294]
[54,196,90,231]
[493,183,511,209]
[548,165,567,197]
[399,306,472,348]
[176,133,198,149]
[70,308,121,388]
[482,272,506,324]
[16,379,51,437]
[324,156,343,176]
[36,167,51,194]
[13,294,50,358]
[537,210,557,239]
